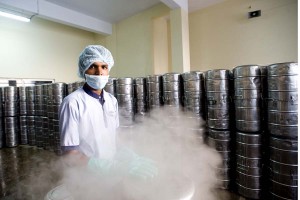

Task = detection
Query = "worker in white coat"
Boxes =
[59,45,157,180]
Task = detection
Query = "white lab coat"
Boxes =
[59,88,119,159]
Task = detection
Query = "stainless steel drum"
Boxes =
[182,71,205,117]
[4,86,18,101]
[233,65,261,78]
[233,65,262,133]
[27,116,36,146]
[0,118,4,148]
[4,116,19,147]
[266,62,298,139]
[162,73,182,108]
[147,75,163,109]
[116,78,135,126]
[205,69,232,130]
[35,116,44,147]
[104,77,117,96]
[18,86,26,101]
[19,116,28,145]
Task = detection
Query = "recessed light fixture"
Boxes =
[0,10,31,22]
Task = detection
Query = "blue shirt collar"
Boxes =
[83,84,105,105]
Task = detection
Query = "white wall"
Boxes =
[0,0,297,83]
[0,17,96,83]
[189,0,298,71]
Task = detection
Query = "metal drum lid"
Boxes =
[181,71,203,81]
[117,77,133,85]
[162,72,181,82]
[236,132,262,144]
[233,65,261,78]
[205,69,231,80]
[134,77,146,85]
[267,62,298,76]
[234,77,261,90]
[147,75,162,83]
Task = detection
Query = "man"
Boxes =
[59,45,157,179]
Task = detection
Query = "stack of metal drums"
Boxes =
[104,78,117,97]
[205,69,232,190]
[25,86,36,146]
[0,89,4,148]
[116,78,135,126]
[18,86,28,145]
[3,86,19,148]
[181,71,205,118]
[42,84,50,150]
[267,62,298,200]
[147,75,163,110]
[233,65,263,199]
[134,77,147,121]
[49,83,67,155]
[67,81,84,94]
[34,85,44,147]
[162,73,182,109]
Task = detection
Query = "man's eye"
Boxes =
[102,65,108,69]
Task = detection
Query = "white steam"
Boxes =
[61,107,223,200]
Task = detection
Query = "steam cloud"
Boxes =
[61,107,224,200]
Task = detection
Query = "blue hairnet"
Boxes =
[78,45,114,78]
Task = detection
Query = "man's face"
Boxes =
[85,61,109,76]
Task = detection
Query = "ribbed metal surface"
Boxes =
[104,77,117,96]
[182,71,204,118]
[147,75,163,109]
[205,69,232,130]
[116,78,135,126]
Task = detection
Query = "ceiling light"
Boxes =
[0,10,30,22]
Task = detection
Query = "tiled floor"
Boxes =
[0,146,244,200]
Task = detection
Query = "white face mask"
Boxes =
[85,74,109,90]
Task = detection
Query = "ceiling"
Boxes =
[45,0,225,23]
[0,0,225,34]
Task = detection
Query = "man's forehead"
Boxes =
[92,61,108,66]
